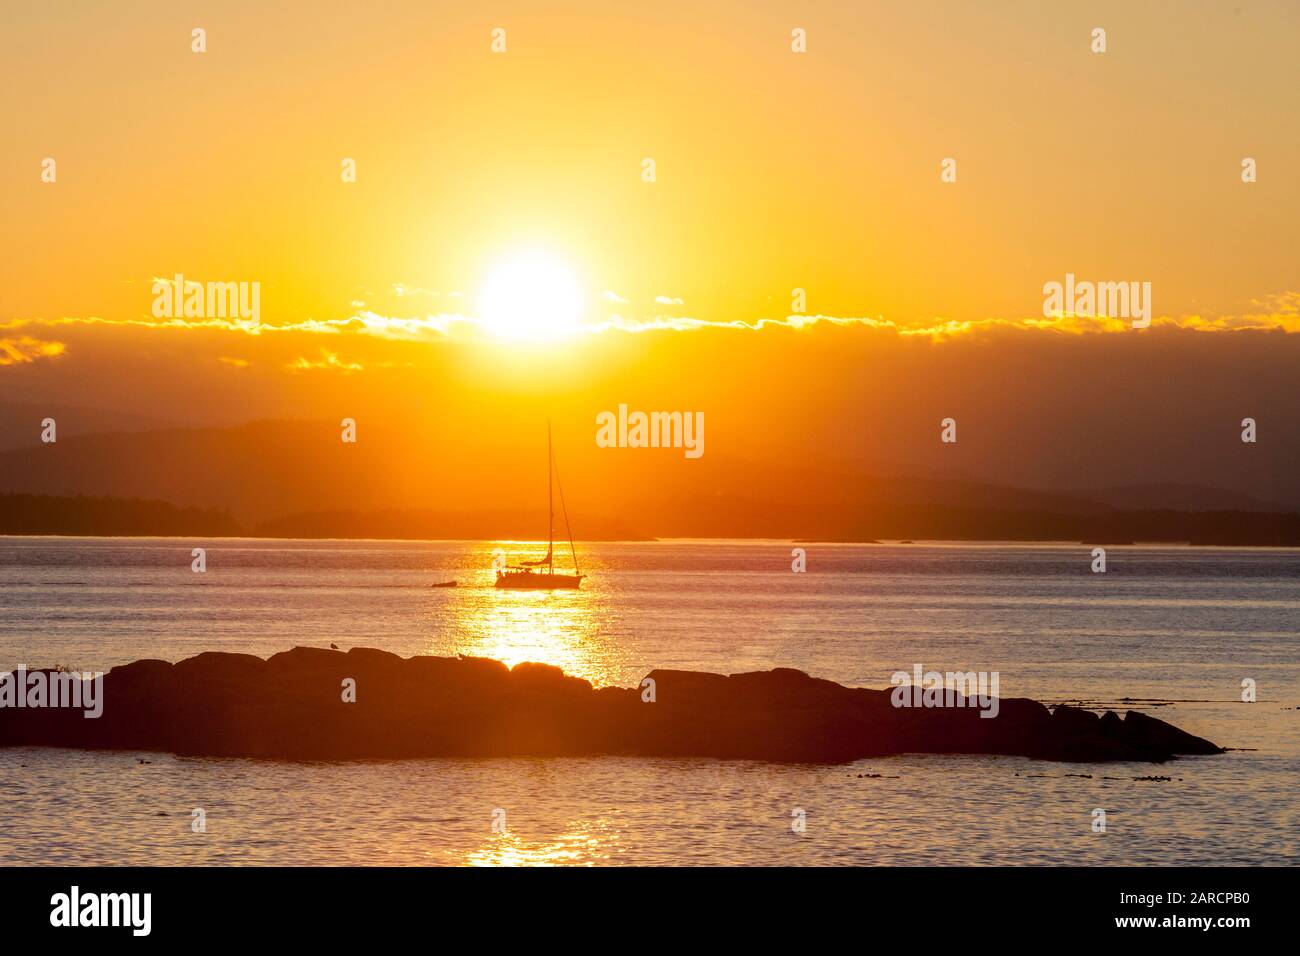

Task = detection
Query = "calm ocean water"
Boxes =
[0,537,1296,865]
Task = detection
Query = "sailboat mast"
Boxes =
[551,429,581,578]
[547,420,554,573]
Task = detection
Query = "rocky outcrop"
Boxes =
[0,648,1223,763]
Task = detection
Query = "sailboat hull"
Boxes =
[494,571,584,590]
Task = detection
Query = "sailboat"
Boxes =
[494,423,585,590]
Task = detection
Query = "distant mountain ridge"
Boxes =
[0,495,645,541]
[0,402,185,451]
[250,508,649,541]
[1067,483,1292,513]
[0,419,1294,544]
[0,493,239,537]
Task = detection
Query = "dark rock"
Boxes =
[1120,709,1221,756]
[172,652,265,682]
[1098,710,1124,736]
[1051,704,1100,734]
[0,648,1224,764]
[266,646,346,672]
[345,647,403,668]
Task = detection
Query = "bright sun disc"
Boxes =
[477,250,585,341]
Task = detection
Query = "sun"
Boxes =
[477,250,585,341]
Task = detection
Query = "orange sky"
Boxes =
[1,0,1297,512]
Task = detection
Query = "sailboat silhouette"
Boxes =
[494,422,585,589]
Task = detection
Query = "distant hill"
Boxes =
[0,420,1295,544]
[0,495,645,541]
[0,494,240,537]
[791,507,1300,546]
[0,419,393,523]
[1067,483,1292,513]
[0,402,183,451]
[251,509,650,541]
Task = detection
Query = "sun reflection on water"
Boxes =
[465,825,616,866]
[446,543,627,688]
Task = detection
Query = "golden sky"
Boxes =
[1,0,1297,509]
[4,0,1298,324]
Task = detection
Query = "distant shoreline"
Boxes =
[2,492,1298,547]
[3,531,1300,550]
